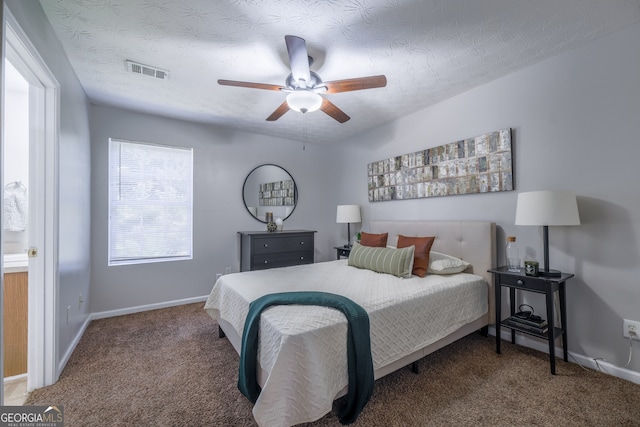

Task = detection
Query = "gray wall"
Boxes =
[6,0,92,367]
[89,105,343,313]
[339,22,640,373]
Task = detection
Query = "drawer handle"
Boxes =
[264,260,268,264]
[300,241,304,245]
[263,244,269,247]
[517,279,524,285]
[300,256,304,260]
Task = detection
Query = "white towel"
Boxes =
[3,189,28,231]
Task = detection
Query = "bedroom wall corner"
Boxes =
[88,105,344,314]
[336,22,640,376]
[5,0,93,380]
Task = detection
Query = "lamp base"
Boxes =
[538,268,562,278]
[539,226,561,278]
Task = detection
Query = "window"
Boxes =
[108,138,193,266]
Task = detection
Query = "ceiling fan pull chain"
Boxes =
[303,113,307,151]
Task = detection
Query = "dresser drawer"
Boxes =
[239,230,316,272]
[252,233,313,255]
[251,251,314,270]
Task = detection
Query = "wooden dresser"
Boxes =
[238,230,316,272]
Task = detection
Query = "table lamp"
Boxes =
[515,190,580,277]
[336,205,361,248]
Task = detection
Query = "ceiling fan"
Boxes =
[218,35,387,123]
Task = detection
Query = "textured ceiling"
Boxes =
[39,0,640,145]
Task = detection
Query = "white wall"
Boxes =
[6,0,92,369]
[89,105,342,313]
[340,23,640,374]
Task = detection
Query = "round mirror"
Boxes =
[242,164,297,223]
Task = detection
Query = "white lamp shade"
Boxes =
[286,91,322,113]
[515,190,580,226]
[336,205,361,224]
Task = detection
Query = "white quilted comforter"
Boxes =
[204,259,488,427]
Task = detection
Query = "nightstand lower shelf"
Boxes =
[489,267,574,375]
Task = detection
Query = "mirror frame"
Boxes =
[242,164,298,223]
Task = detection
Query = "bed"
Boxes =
[204,220,496,427]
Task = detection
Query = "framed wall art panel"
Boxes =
[367,128,513,202]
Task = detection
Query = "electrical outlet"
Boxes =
[79,294,84,307]
[67,305,71,325]
[225,267,232,274]
[623,319,640,340]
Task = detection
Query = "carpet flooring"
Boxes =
[25,303,640,426]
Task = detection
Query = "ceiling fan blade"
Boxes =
[285,35,311,88]
[218,79,285,91]
[322,75,387,94]
[320,98,350,123]
[266,101,290,121]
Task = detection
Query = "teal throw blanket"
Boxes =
[238,291,374,425]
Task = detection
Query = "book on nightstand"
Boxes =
[510,315,548,328]
[504,317,548,334]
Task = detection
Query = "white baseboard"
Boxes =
[58,314,92,380]
[56,296,209,377]
[4,373,27,383]
[90,295,209,320]
[568,351,640,385]
[488,326,640,385]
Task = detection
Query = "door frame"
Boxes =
[3,6,59,392]
[1,0,5,404]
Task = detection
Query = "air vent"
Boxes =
[126,60,169,81]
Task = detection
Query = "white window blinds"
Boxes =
[108,138,193,266]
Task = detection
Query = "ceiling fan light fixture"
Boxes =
[286,90,322,113]
[219,35,384,122]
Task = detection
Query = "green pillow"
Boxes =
[348,243,415,278]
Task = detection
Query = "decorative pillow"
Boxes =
[348,243,415,278]
[359,231,388,247]
[428,251,470,275]
[397,235,436,277]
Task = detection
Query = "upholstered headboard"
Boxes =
[369,220,496,323]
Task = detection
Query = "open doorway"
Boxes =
[2,56,29,405]
[2,8,59,404]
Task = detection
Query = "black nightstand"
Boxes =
[488,266,574,375]
[334,246,351,259]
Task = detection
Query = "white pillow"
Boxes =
[428,251,470,275]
